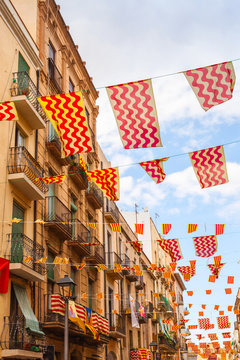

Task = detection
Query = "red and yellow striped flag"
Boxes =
[110,223,121,232]
[188,224,198,233]
[215,224,225,235]
[87,223,96,229]
[75,263,86,270]
[135,223,144,235]
[38,175,65,184]
[162,224,172,235]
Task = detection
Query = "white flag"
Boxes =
[130,295,139,328]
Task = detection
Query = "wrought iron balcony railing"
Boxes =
[5,233,44,275]
[67,219,91,257]
[86,181,104,209]
[106,252,122,268]
[45,196,72,237]
[109,313,125,335]
[87,238,104,264]
[158,334,177,351]
[48,58,62,94]
[8,146,48,194]
[0,315,46,351]
[104,200,120,222]
[10,71,47,122]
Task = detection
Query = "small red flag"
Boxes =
[0,257,10,293]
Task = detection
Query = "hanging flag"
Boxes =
[225,288,232,294]
[68,300,86,333]
[96,264,107,271]
[198,318,210,329]
[208,256,225,278]
[163,271,171,279]
[201,305,206,309]
[24,256,33,263]
[10,218,22,223]
[208,334,218,341]
[188,325,197,329]
[193,235,218,257]
[206,290,211,295]
[189,304,193,308]
[0,101,18,121]
[227,306,233,312]
[184,61,235,111]
[215,224,225,235]
[217,316,230,329]
[35,219,45,224]
[88,167,120,201]
[189,145,228,189]
[139,158,168,184]
[38,175,66,184]
[188,224,198,233]
[162,224,172,235]
[157,238,183,262]
[199,312,204,316]
[227,276,234,284]
[38,91,93,158]
[97,293,103,299]
[130,295,140,328]
[219,311,224,315]
[106,79,162,149]
[110,223,121,232]
[208,275,216,283]
[36,256,47,263]
[222,333,231,338]
[234,309,239,315]
[214,305,220,311]
[81,293,87,299]
[169,262,177,272]
[53,257,63,264]
[75,263,86,271]
[0,258,10,293]
[135,224,144,235]
[187,291,193,296]
[87,223,96,229]
[114,264,122,273]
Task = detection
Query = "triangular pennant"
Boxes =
[162,224,172,235]
[110,223,121,232]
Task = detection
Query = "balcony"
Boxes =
[158,334,177,353]
[48,58,62,94]
[5,233,44,282]
[68,163,88,190]
[86,182,103,209]
[86,238,104,264]
[126,268,138,282]
[109,314,125,338]
[178,294,184,306]
[8,147,48,200]
[67,220,91,258]
[135,276,144,290]
[136,302,148,324]
[0,316,45,359]
[44,196,72,240]
[106,252,123,280]
[10,72,46,129]
[121,254,130,276]
[147,302,154,318]
[46,123,69,165]
[152,311,159,323]
[104,200,119,223]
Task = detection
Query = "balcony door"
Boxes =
[11,202,24,263]
[108,287,113,327]
[18,53,29,95]
[48,172,55,220]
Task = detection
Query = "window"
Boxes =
[129,330,133,349]
[47,251,55,282]
[49,42,55,61]
[70,266,76,298]
[48,42,56,80]
[11,202,24,263]
[88,278,93,309]
[69,79,74,92]
[15,127,25,147]
[108,287,113,327]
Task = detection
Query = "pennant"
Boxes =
[219,311,224,315]
[132,240,142,254]
[189,146,228,189]
[214,305,219,311]
[215,224,225,235]
[184,61,235,111]
[79,155,91,180]
[208,334,218,341]
[234,309,239,315]
[169,262,177,272]
[36,256,47,263]
[97,293,103,299]
[208,256,225,279]
[96,264,107,271]
[81,292,87,299]
[187,291,193,296]
[62,258,69,264]
[53,256,63,264]
[193,235,218,257]
[75,263,86,271]
[38,91,93,157]
[0,101,18,121]
[222,333,231,338]
[157,238,183,262]
[208,275,216,283]
[38,175,65,184]
[148,264,157,272]
[87,222,96,229]
[130,295,139,328]
[110,223,121,232]
[24,256,33,263]
[139,158,168,184]
[114,264,122,273]
[163,271,171,279]
[162,224,172,235]
[135,224,144,235]
[112,309,117,314]
[201,305,206,309]
[35,219,45,224]
[88,167,120,201]
[188,224,198,233]
[199,312,204,316]
[217,316,230,329]
[152,293,159,298]
[189,304,193,308]
[162,320,170,323]
[225,288,232,294]
[206,290,211,295]
[227,306,233,312]
[114,293,120,301]
[188,325,197,329]
[10,218,22,223]
[227,276,234,284]
[106,79,162,149]
[0,258,10,293]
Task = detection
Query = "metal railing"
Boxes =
[0,315,45,351]
[88,238,104,263]
[8,147,48,194]
[5,233,44,275]
[47,123,61,147]
[121,254,130,267]
[109,313,125,335]
[48,58,62,94]
[68,163,89,186]
[104,200,119,222]
[87,182,104,206]
[158,334,176,351]
[106,252,122,268]
[45,196,72,234]
[68,220,91,256]
[10,71,47,122]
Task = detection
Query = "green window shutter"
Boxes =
[47,252,54,281]
[70,267,75,297]
[18,53,29,73]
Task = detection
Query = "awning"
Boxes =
[159,319,170,339]
[13,283,44,336]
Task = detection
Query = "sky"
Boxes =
[57,0,240,347]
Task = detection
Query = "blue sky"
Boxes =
[57,0,240,346]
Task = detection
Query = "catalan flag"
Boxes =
[162,224,172,235]
[188,224,198,233]
[135,223,144,235]
[110,223,121,232]
[215,224,225,235]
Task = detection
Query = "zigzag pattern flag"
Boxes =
[193,235,218,257]
[208,255,225,278]
[208,333,218,341]
[110,223,121,232]
[189,145,228,189]
[135,224,144,235]
[215,224,225,235]
[0,101,18,121]
[88,167,120,201]
[188,224,198,233]
[178,260,196,281]
[184,61,236,111]
[222,333,231,338]
[198,318,210,329]
[217,316,231,329]
[162,224,172,235]
[157,238,183,262]
[106,79,162,149]
[139,158,168,184]
[38,175,66,184]
[38,91,93,158]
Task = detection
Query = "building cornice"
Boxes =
[0,0,43,69]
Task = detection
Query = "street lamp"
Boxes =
[57,275,76,360]
[150,341,158,360]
